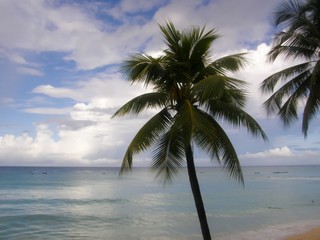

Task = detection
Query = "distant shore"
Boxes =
[283,226,320,240]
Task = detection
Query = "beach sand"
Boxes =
[216,221,320,240]
[283,226,320,240]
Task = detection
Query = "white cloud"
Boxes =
[23,107,72,115]
[0,0,282,71]
[0,0,107,69]
[153,0,280,52]
[17,66,43,76]
[240,146,320,166]
[106,0,163,20]
[31,72,148,109]
[32,85,80,100]
[0,106,149,166]
[243,146,294,159]
[0,46,42,76]
[0,0,99,51]
[0,0,161,70]
[3,51,28,65]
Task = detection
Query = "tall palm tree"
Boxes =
[113,22,267,240]
[260,0,320,137]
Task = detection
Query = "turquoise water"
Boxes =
[0,166,319,239]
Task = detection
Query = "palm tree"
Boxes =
[260,0,320,137]
[113,22,267,240]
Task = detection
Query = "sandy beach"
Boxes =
[283,226,320,240]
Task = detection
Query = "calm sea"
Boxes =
[0,165,319,240]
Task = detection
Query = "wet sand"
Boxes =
[283,226,320,240]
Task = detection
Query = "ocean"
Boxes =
[0,165,319,240]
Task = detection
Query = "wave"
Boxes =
[0,213,132,240]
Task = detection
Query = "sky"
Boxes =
[0,0,319,167]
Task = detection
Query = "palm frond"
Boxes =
[222,77,248,108]
[193,75,226,102]
[206,100,268,141]
[159,21,181,57]
[260,62,312,93]
[194,76,247,107]
[175,100,196,145]
[277,93,300,127]
[122,53,166,87]
[274,0,320,40]
[266,75,310,128]
[302,91,320,137]
[192,108,244,183]
[310,60,320,91]
[208,53,248,75]
[189,27,220,64]
[112,92,167,118]
[302,60,320,136]
[119,108,172,174]
[262,70,311,116]
[151,130,185,184]
[150,99,199,184]
[268,32,319,61]
[269,0,320,61]
[274,0,305,27]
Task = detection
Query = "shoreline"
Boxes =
[216,220,320,240]
[282,226,320,240]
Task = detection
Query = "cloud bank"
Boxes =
[0,0,319,167]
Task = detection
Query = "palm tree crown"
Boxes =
[113,22,267,183]
[260,0,320,137]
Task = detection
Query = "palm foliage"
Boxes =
[114,22,266,183]
[260,0,320,137]
[113,22,267,239]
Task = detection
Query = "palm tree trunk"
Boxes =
[185,144,212,240]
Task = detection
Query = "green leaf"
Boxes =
[193,75,226,102]
[122,54,166,87]
[260,62,311,93]
[205,99,268,141]
[151,130,185,184]
[209,53,248,74]
[192,108,244,183]
[112,92,167,118]
[119,108,172,174]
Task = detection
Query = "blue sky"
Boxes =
[0,0,319,167]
